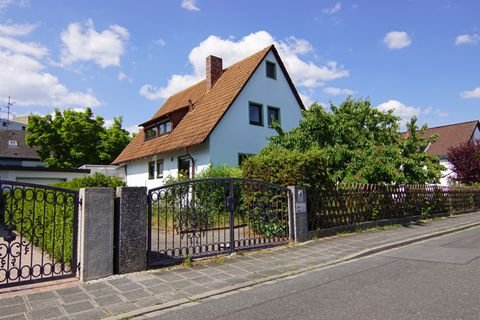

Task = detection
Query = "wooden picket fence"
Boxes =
[307,184,480,231]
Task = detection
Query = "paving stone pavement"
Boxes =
[1,212,480,320]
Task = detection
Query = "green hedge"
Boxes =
[53,173,125,190]
[2,186,76,265]
[242,146,333,189]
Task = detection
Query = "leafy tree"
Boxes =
[447,140,480,184]
[248,98,443,186]
[26,108,131,168]
[98,116,131,164]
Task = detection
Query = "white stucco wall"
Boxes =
[473,126,480,141]
[124,143,210,189]
[209,51,303,166]
[439,159,455,186]
[0,170,88,185]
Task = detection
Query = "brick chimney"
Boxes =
[206,55,223,90]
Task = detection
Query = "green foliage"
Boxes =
[2,188,76,265]
[99,117,132,164]
[26,108,132,168]
[196,165,243,179]
[249,98,443,186]
[53,173,125,190]
[242,146,332,189]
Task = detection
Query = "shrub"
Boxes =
[2,186,76,266]
[53,173,125,190]
[242,146,333,190]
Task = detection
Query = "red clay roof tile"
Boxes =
[113,45,303,164]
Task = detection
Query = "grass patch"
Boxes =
[212,256,225,264]
[181,255,193,267]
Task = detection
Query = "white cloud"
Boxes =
[125,124,139,134]
[0,0,28,10]
[0,36,47,58]
[455,34,480,45]
[460,86,480,99]
[0,23,37,37]
[377,100,420,124]
[117,71,132,82]
[299,92,314,108]
[153,38,166,47]
[323,2,342,14]
[140,31,349,100]
[383,31,411,50]
[181,0,199,11]
[0,25,100,108]
[60,19,129,68]
[323,86,356,96]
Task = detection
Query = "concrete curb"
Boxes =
[104,220,480,320]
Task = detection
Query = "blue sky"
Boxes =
[0,0,479,132]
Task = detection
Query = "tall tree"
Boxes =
[98,116,131,164]
[447,140,480,184]
[261,98,443,185]
[26,108,131,168]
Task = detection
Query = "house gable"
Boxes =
[113,45,304,165]
[208,50,303,166]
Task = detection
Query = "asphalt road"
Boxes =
[144,226,480,320]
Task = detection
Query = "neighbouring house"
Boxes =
[0,117,27,132]
[113,45,305,188]
[410,120,480,185]
[78,164,125,179]
[0,129,90,184]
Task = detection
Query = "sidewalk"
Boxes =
[2,212,480,320]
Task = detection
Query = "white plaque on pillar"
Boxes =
[296,202,307,213]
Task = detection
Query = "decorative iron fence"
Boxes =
[0,180,79,288]
[148,178,291,266]
[307,184,480,231]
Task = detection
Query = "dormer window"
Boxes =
[158,121,172,136]
[145,127,157,140]
[145,120,172,141]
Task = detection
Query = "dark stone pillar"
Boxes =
[115,187,147,274]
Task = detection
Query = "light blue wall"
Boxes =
[209,51,303,166]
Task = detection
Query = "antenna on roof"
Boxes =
[1,96,15,128]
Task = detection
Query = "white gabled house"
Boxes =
[113,45,305,188]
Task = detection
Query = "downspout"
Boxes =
[184,147,195,179]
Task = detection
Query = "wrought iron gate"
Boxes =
[0,180,79,288]
[147,178,292,266]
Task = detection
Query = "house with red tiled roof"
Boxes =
[113,45,304,188]
[410,120,480,185]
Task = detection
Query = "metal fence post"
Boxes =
[228,178,235,253]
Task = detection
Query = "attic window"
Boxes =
[266,61,276,79]
[8,140,17,146]
[145,120,172,141]
[145,127,157,140]
[158,121,172,136]
[249,102,263,126]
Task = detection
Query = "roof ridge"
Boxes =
[423,120,479,131]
